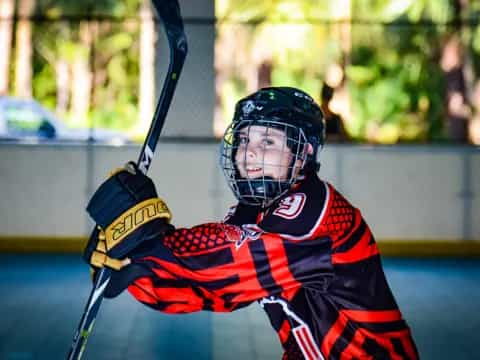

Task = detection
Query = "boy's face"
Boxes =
[235,125,302,181]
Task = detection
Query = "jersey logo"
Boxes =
[223,223,263,250]
[272,193,306,219]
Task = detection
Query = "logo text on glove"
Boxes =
[105,198,171,249]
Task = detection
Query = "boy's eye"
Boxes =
[238,136,248,144]
[262,138,275,146]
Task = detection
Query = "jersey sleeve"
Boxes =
[127,222,272,314]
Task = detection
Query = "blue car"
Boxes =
[0,96,130,145]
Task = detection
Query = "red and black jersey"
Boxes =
[126,174,418,359]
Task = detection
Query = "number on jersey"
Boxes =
[272,193,306,219]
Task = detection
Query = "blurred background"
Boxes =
[1,0,480,143]
[0,0,479,359]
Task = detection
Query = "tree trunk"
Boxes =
[440,0,469,142]
[214,24,253,136]
[15,0,36,98]
[138,0,155,135]
[257,60,272,90]
[326,0,352,135]
[70,21,92,127]
[0,0,15,95]
[55,58,69,115]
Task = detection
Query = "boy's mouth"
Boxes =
[246,166,263,175]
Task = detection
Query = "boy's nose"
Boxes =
[246,145,261,158]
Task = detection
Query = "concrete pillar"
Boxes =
[154,0,215,138]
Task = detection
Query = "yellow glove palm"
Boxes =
[89,227,130,282]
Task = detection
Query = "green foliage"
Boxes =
[32,56,57,110]
[90,97,138,130]
[216,0,480,143]
[24,0,480,142]
[347,21,447,143]
[31,0,142,133]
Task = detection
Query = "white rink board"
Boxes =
[0,143,478,241]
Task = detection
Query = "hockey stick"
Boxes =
[67,1,187,359]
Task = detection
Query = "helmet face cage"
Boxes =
[220,119,309,207]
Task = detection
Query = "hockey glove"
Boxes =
[88,226,130,273]
[84,162,173,270]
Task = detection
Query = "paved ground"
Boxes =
[0,254,479,359]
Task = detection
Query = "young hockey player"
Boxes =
[85,87,418,359]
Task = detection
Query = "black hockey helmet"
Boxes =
[232,87,325,171]
[220,87,326,207]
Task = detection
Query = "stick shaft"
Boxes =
[67,1,187,358]
[138,0,187,174]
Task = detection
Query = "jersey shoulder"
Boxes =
[316,183,357,242]
[258,175,330,240]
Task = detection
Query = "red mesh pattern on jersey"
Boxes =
[318,190,355,242]
[163,223,228,254]
[282,334,305,360]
